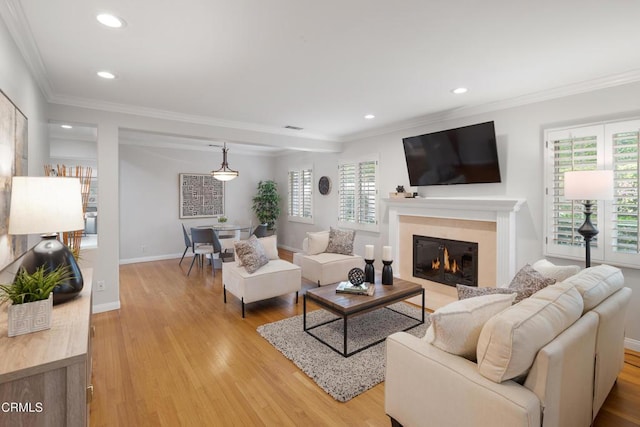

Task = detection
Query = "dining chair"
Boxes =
[179,223,192,266]
[188,227,222,277]
[252,224,268,238]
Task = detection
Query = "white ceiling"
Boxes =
[5,0,640,146]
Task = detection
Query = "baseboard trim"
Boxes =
[120,253,184,265]
[278,244,301,253]
[625,337,640,352]
[93,300,121,313]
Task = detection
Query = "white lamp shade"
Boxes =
[564,170,614,201]
[9,177,85,235]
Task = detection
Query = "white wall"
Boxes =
[0,18,48,179]
[0,19,48,260]
[276,81,640,347]
[119,144,275,262]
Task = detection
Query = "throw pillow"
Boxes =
[234,235,269,274]
[456,284,518,301]
[306,231,330,255]
[531,259,581,282]
[423,293,516,361]
[326,227,355,255]
[476,281,583,383]
[258,235,279,260]
[562,264,624,313]
[508,264,556,303]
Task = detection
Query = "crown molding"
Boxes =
[0,0,53,99]
[343,69,640,142]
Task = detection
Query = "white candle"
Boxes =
[365,245,374,260]
[382,246,392,261]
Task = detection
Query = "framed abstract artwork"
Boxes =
[179,173,224,218]
[0,89,28,271]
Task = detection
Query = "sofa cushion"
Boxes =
[508,264,556,303]
[258,235,279,260]
[307,231,330,255]
[424,293,516,360]
[532,259,581,282]
[456,284,518,300]
[234,235,269,274]
[562,264,624,313]
[326,227,355,255]
[476,281,583,383]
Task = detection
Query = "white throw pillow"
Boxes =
[562,264,624,313]
[306,231,330,255]
[476,281,583,383]
[258,235,279,260]
[532,259,581,282]
[423,293,516,360]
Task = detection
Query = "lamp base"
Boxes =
[17,236,84,304]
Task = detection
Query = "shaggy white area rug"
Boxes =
[257,303,430,402]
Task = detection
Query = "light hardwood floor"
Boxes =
[90,251,640,426]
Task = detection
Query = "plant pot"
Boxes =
[7,294,53,337]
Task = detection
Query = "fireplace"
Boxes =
[413,235,478,287]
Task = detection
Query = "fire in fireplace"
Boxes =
[413,235,478,287]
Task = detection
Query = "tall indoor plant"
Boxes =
[252,180,281,230]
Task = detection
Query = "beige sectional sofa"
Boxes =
[385,264,631,427]
[292,229,364,286]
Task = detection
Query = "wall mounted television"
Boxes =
[402,121,501,186]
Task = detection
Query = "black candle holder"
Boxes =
[382,260,393,285]
[364,259,375,283]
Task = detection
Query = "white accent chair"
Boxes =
[292,231,364,286]
[222,259,301,317]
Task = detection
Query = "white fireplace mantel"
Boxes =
[385,197,526,286]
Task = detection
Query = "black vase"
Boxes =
[18,236,84,304]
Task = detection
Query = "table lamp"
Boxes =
[563,170,614,268]
[9,177,85,304]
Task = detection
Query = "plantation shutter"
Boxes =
[338,157,378,231]
[358,160,377,224]
[605,120,640,265]
[545,120,640,268]
[544,126,605,261]
[338,163,356,223]
[287,167,313,223]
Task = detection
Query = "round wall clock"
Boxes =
[318,176,331,195]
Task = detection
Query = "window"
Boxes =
[287,167,313,223]
[544,119,639,268]
[338,157,378,232]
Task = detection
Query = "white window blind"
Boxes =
[338,158,378,232]
[544,120,640,268]
[288,168,313,223]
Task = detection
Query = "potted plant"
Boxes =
[218,216,228,223]
[251,180,281,230]
[0,265,70,337]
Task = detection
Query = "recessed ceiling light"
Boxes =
[97,13,125,28]
[451,87,468,94]
[60,124,73,129]
[97,71,116,79]
[364,114,375,119]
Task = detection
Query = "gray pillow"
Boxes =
[234,235,269,274]
[456,284,518,301]
[326,227,355,255]
[508,264,556,303]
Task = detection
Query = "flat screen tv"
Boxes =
[402,121,501,186]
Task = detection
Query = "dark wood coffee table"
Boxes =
[303,278,425,357]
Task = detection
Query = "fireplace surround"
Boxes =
[386,197,525,309]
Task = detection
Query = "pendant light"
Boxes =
[211,142,238,181]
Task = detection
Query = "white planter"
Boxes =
[7,294,53,337]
